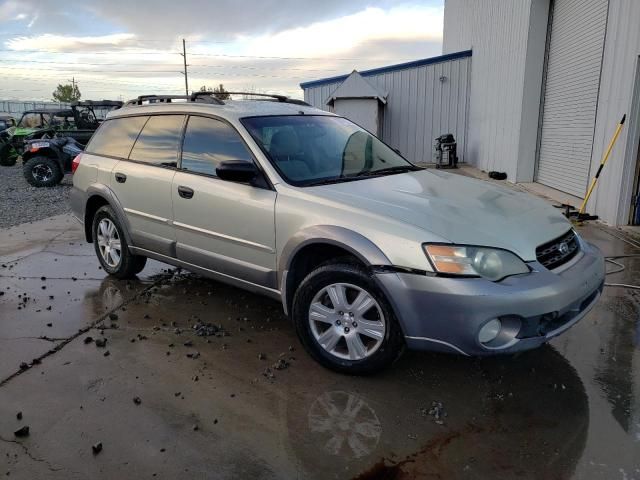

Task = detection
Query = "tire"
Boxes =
[292,262,405,375]
[0,147,17,166]
[23,156,63,187]
[92,205,147,279]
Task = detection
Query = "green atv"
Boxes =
[0,100,122,167]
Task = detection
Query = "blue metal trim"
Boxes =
[299,50,472,89]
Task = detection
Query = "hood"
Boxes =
[13,127,38,137]
[307,170,572,261]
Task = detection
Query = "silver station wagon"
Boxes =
[71,92,605,374]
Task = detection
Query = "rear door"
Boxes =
[108,114,185,257]
[172,115,277,289]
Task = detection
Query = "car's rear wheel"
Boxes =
[292,262,405,375]
[23,156,63,187]
[92,205,146,279]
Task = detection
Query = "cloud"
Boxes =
[6,33,137,52]
[2,0,420,38]
[0,1,445,100]
[241,6,442,58]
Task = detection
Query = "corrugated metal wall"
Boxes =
[0,100,70,115]
[443,0,534,179]
[587,0,640,224]
[536,0,609,198]
[302,55,471,165]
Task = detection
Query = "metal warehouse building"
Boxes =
[300,51,472,165]
[301,0,640,226]
[444,0,640,226]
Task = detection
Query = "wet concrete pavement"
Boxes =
[0,215,639,479]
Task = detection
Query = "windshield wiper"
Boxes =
[357,165,421,177]
[303,165,421,187]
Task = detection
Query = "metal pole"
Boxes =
[182,39,189,96]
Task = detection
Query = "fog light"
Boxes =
[478,319,502,344]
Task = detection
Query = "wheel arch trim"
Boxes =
[278,225,392,315]
[84,184,133,246]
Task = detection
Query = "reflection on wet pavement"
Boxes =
[0,216,639,479]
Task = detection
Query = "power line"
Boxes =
[0,48,403,62]
[0,58,339,72]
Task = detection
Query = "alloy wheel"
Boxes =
[308,283,386,361]
[96,218,122,268]
[32,163,53,182]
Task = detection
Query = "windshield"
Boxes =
[242,115,417,186]
[17,112,54,129]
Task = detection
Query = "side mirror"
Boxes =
[216,160,259,183]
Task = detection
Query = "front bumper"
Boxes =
[375,239,605,356]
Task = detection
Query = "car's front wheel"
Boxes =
[92,205,146,279]
[292,262,405,374]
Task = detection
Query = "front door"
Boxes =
[172,115,277,289]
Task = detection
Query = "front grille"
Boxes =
[535,229,580,270]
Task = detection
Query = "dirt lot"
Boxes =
[0,214,639,479]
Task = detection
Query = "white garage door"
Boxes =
[536,0,608,198]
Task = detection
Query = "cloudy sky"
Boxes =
[0,0,443,101]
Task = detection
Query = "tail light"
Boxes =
[71,153,82,174]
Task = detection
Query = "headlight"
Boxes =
[423,244,529,281]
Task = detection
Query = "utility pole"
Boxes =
[180,39,189,96]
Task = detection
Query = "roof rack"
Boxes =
[125,94,225,106]
[125,92,310,107]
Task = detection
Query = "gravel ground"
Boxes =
[0,163,72,228]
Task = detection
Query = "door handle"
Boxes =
[115,172,127,183]
[178,186,194,199]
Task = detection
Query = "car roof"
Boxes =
[109,99,333,122]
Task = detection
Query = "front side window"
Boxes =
[86,116,148,158]
[242,115,416,186]
[181,115,254,176]
[129,115,185,167]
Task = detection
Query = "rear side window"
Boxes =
[181,116,253,176]
[129,115,185,167]
[86,116,148,158]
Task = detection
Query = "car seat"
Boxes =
[269,130,312,181]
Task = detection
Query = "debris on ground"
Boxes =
[186,351,200,359]
[13,426,29,438]
[192,321,225,337]
[257,353,266,360]
[133,397,142,405]
[92,442,103,455]
[16,412,22,420]
[183,340,193,347]
[272,358,290,371]
[84,337,94,344]
[19,362,28,371]
[108,313,118,321]
[95,338,107,348]
[421,401,447,425]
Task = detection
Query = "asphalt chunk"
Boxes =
[84,336,94,344]
[92,442,103,455]
[13,426,29,438]
[95,338,107,348]
[133,397,142,405]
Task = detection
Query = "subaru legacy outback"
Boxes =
[71,92,605,374]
